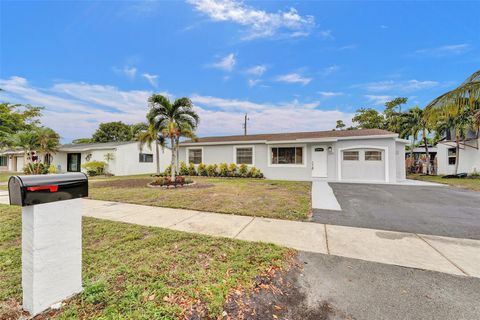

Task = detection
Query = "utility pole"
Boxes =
[243,113,249,135]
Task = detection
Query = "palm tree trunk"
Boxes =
[170,137,176,181]
[423,128,430,175]
[410,136,415,173]
[455,133,460,175]
[155,141,160,175]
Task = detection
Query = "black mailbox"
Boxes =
[8,173,88,206]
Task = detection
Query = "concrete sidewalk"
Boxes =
[80,199,480,278]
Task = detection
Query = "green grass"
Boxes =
[0,204,290,319]
[0,172,18,183]
[408,174,480,191]
[89,176,312,221]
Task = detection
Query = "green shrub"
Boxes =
[81,161,106,176]
[218,163,229,177]
[238,163,249,177]
[163,165,172,176]
[228,163,238,177]
[197,163,207,176]
[48,164,57,174]
[248,166,264,178]
[179,161,189,176]
[23,162,48,175]
[188,162,197,176]
[206,164,218,177]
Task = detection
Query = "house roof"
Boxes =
[59,141,134,151]
[181,128,396,145]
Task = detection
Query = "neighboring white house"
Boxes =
[179,129,408,183]
[0,141,171,176]
[436,137,480,175]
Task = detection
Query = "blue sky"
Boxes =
[1,0,479,142]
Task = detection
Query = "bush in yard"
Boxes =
[48,164,57,174]
[218,163,229,177]
[238,163,249,177]
[163,165,172,176]
[179,161,189,176]
[188,162,197,176]
[206,164,218,177]
[248,166,264,178]
[23,162,48,175]
[197,163,207,176]
[81,161,106,176]
[228,163,238,177]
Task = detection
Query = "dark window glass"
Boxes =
[271,147,303,164]
[236,147,253,164]
[0,156,7,167]
[139,153,153,163]
[343,151,359,161]
[188,149,202,164]
[365,151,382,161]
[448,148,456,165]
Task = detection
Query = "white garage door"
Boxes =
[341,149,385,182]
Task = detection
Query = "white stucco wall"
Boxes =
[396,141,406,181]
[179,137,403,182]
[436,139,480,175]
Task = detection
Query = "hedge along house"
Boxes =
[178,129,408,183]
[0,141,171,176]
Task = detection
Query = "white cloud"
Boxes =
[318,91,343,97]
[211,53,236,71]
[246,65,267,76]
[113,66,137,78]
[275,73,312,85]
[142,73,158,87]
[361,79,440,92]
[365,95,392,106]
[247,79,261,87]
[415,44,470,57]
[0,76,353,142]
[187,0,315,40]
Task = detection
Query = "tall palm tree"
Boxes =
[137,124,166,175]
[400,107,425,172]
[146,95,199,180]
[425,70,480,174]
[37,127,60,165]
[13,131,40,164]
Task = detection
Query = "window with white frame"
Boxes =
[448,148,456,165]
[235,147,253,165]
[0,156,7,167]
[343,151,359,161]
[188,148,203,164]
[271,147,303,165]
[365,150,382,161]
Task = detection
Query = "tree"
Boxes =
[37,127,60,165]
[137,124,166,175]
[72,138,93,144]
[130,122,149,140]
[92,121,133,143]
[401,107,432,173]
[425,70,480,174]
[352,108,385,129]
[0,103,42,148]
[146,94,199,181]
[12,131,40,164]
[335,120,346,130]
[384,97,408,134]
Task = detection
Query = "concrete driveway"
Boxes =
[313,183,480,240]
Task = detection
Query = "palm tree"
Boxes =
[400,107,425,172]
[137,124,166,175]
[146,95,199,180]
[425,70,480,174]
[37,127,60,165]
[13,131,40,164]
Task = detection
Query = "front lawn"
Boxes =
[0,204,290,319]
[408,174,480,191]
[89,176,311,221]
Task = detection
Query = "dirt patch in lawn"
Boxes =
[222,257,353,320]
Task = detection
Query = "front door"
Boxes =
[311,146,328,178]
[67,153,81,172]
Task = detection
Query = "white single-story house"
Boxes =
[0,141,171,176]
[179,129,408,183]
[436,136,480,175]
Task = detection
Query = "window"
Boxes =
[188,148,202,164]
[235,147,253,165]
[0,156,7,167]
[139,153,153,163]
[448,148,456,165]
[365,150,382,161]
[343,151,359,161]
[271,147,303,165]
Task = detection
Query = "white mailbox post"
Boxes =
[8,173,88,316]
